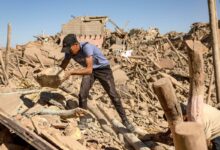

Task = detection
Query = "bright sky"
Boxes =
[0,0,219,47]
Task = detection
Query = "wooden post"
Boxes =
[208,0,220,103]
[175,122,207,150]
[87,100,117,137]
[186,40,205,123]
[0,109,57,150]
[97,104,150,150]
[111,119,150,150]
[0,51,9,85]
[5,23,11,74]
[153,78,183,149]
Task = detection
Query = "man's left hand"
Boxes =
[62,70,72,82]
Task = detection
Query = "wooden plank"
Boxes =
[111,119,150,150]
[0,109,57,150]
[0,51,9,85]
[153,78,183,149]
[97,105,150,150]
[87,101,117,137]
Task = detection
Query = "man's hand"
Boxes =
[61,56,93,83]
[62,70,72,82]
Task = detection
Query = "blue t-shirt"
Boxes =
[64,42,109,69]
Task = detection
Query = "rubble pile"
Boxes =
[0,21,217,150]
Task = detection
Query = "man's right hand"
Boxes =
[62,70,72,82]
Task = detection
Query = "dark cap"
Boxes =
[61,34,78,53]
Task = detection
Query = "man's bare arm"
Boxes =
[62,56,93,81]
[68,56,93,75]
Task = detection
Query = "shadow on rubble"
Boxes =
[20,95,35,108]
[140,129,173,148]
[0,124,36,150]
[20,92,66,109]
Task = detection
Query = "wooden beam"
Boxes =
[5,23,11,74]
[175,122,207,150]
[111,119,150,150]
[186,40,205,123]
[153,78,183,149]
[87,101,117,137]
[97,104,150,150]
[0,109,57,150]
[0,51,9,85]
[208,0,220,103]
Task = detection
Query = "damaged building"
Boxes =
[61,16,108,48]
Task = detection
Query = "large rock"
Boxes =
[34,67,65,88]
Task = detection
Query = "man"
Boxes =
[200,103,220,150]
[60,34,134,132]
[164,103,220,150]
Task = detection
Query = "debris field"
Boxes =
[0,17,218,150]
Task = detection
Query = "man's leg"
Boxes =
[78,74,95,109]
[94,67,134,132]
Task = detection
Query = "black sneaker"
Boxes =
[123,120,135,132]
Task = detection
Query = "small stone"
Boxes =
[157,110,164,118]
[139,110,148,116]
[152,145,166,150]
[64,125,82,140]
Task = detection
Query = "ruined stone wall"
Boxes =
[61,16,107,48]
